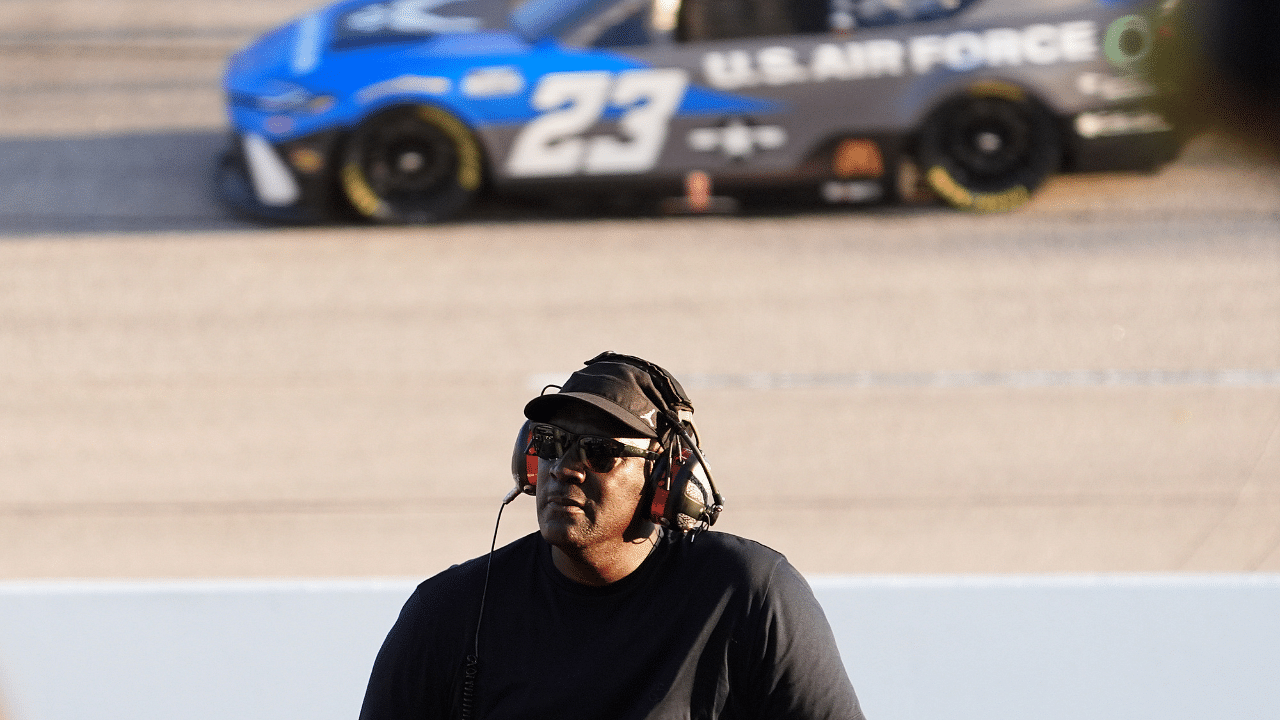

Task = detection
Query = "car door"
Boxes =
[490,0,853,189]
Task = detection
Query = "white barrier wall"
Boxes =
[815,575,1280,720]
[1,575,1277,720]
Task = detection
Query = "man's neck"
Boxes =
[550,526,660,586]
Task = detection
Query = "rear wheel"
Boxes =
[916,92,1060,212]
[340,105,483,223]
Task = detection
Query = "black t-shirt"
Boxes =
[359,530,863,720]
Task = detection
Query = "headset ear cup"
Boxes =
[648,436,715,531]
[511,421,538,495]
[667,456,713,531]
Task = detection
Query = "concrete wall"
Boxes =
[817,575,1280,720]
[1,575,1277,720]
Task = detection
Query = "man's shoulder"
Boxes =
[675,530,791,585]
[686,527,783,561]
[412,532,542,603]
[691,530,785,559]
[380,533,542,644]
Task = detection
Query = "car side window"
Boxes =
[587,0,978,48]
[675,0,801,41]
[591,5,653,46]
[830,0,976,31]
[574,0,668,47]
[672,0,977,41]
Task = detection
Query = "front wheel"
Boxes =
[340,105,484,223]
[916,92,1060,212]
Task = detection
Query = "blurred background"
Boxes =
[0,0,1278,718]
[1,0,1275,579]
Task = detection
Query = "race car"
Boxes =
[217,0,1188,223]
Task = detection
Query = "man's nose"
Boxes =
[549,442,586,482]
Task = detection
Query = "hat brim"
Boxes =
[524,393,659,439]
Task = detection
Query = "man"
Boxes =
[359,352,864,720]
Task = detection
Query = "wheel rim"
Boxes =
[356,114,457,200]
[941,98,1034,182]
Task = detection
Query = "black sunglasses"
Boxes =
[526,423,657,474]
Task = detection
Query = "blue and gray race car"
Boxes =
[217,0,1188,223]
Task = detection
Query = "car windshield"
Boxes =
[837,0,973,29]
[510,0,636,42]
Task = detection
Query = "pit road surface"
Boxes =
[2,0,1279,578]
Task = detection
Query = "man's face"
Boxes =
[534,409,653,557]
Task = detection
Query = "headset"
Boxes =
[509,352,724,534]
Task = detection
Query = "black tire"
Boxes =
[916,92,1060,212]
[340,105,484,223]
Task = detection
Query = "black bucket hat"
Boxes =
[524,359,670,439]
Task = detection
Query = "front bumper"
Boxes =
[213,131,346,224]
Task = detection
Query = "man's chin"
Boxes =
[538,516,587,549]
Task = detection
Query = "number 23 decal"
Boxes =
[506,68,688,178]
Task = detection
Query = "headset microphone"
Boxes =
[502,486,522,505]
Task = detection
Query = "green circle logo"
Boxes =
[1104,15,1152,67]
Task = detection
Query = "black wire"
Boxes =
[461,494,511,720]
[474,496,508,657]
